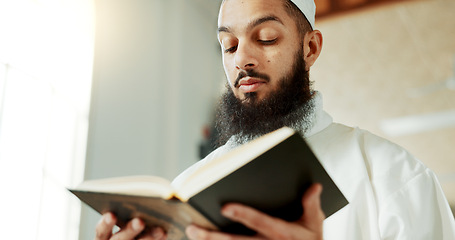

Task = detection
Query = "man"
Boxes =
[94,0,455,239]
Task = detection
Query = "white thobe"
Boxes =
[172,94,455,240]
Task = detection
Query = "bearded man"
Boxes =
[94,0,455,239]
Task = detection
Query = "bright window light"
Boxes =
[0,0,94,239]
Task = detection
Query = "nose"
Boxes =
[234,42,259,70]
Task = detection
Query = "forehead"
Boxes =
[218,0,291,30]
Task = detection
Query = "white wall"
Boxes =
[79,0,223,238]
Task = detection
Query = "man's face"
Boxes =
[217,0,302,102]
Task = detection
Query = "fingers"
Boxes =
[109,218,146,240]
[212,183,324,239]
[300,183,325,233]
[95,212,116,240]
[150,227,166,240]
[220,204,295,239]
[137,227,166,240]
[95,212,167,240]
[186,225,223,240]
[186,225,262,240]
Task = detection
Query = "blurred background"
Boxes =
[0,0,453,239]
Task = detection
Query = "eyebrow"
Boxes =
[218,15,284,34]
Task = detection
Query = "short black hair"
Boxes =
[283,0,313,36]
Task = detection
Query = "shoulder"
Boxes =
[308,122,431,202]
[308,122,425,172]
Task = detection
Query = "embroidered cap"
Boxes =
[289,0,316,29]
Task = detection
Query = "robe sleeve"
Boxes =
[377,168,455,240]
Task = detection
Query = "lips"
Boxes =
[238,77,267,93]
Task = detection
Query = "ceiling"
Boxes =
[315,0,413,18]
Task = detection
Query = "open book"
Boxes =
[69,127,348,239]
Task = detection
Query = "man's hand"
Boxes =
[94,212,166,240]
[185,183,324,240]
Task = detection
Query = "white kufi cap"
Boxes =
[289,0,316,30]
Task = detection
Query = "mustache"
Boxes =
[234,70,271,87]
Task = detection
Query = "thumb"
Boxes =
[299,183,325,232]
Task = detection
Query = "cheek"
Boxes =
[265,52,286,78]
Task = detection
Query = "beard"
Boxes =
[214,47,315,147]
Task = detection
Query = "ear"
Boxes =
[303,30,323,71]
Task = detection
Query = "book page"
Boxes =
[74,175,175,199]
[175,127,295,200]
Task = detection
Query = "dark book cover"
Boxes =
[187,133,348,235]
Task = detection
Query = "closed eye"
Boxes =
[224,46,237,53]
[259,39,277,45]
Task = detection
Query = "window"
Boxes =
[0,1,94,239]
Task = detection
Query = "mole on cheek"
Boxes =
[267,60,271,63]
